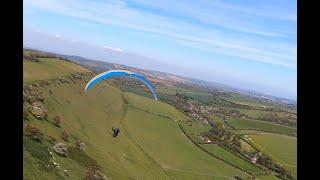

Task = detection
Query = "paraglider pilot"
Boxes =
[112,127,120,137]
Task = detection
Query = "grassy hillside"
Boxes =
[23,57,89,83]
[23,57,251,179]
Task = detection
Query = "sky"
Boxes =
[23,0,297,100]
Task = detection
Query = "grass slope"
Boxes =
[123,103,247,179]
[23,58,250,179]
[23,58,89,83]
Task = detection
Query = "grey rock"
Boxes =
[53,142,68,157]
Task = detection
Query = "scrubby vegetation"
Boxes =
[25,124,43,142]
[53,115,62,127]
[61,131,70,142]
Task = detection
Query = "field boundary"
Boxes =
[119,103,173,179]
[230,128,296,137]
[205,133,268,173]
[177,122,257,177]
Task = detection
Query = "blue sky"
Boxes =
[23,0,297,100]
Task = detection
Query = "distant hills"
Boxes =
[24,47,296,107]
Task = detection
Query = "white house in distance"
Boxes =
[200,135,212,143]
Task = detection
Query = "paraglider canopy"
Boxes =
[85,70,158,101]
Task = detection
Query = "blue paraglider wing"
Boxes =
[130,73,158,101]
[85,70,158,101]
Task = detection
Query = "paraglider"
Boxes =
[112,127,120,137]
[85,70,158,101]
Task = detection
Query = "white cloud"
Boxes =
[24,0,296,68]
[54,34,61,39]
[127,0,296,35]
[102,45,123,52]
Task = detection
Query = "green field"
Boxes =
[23,57,89,83]
[210,114,225,124]
[179,120,212,143]
[238,109,296,126]
[158,86,213,105]
[200,144,264,174]
[127,92,192,122]
[226,93,268,107]
[228,118,296,136]
[123,105,247,178]
[248,133,297,178]
[257,174,281,180]
[23,57,251,179]
[231,130,263,136]
[226,93,296,112]
[119,84,155,99]
[183,92,212,103]
[210,114,233,129]
[157,86,184,95]
[239,139,257,153]
[238,109,272,119]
